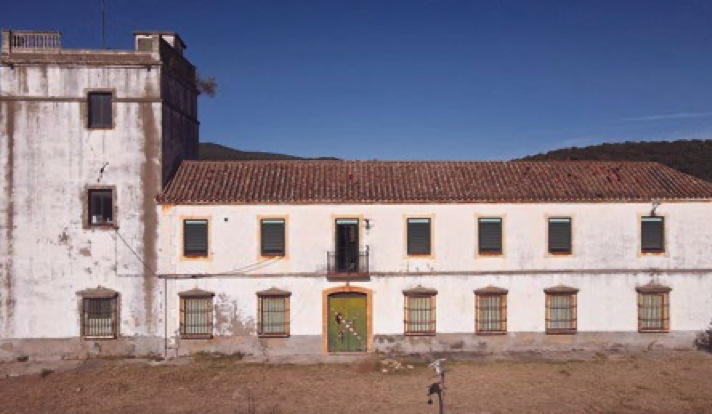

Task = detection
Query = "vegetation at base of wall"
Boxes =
[192,350,245,361]
[519,139,712,183]
[694,321,712,352]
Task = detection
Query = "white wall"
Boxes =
[159,202,712,337]
[0,62,163,339]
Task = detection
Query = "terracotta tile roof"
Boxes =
[157,160,712,205]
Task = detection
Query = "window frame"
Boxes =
[259,217,287,258]
[636,284,671,333]
[640,215,666,255]
[403,287,437,336]
[179,290,214,340]
[182,218,210,259]
[475,287,508,334]
[78,288,119,340]
[477,216,504,256]
[257,288,291,338]
[85,186,116,229]
[545,286,578,334]
[86,90,114,130]
[406,217,434,257]
[547,216,573,256]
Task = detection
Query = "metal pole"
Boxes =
[439,371,445,414]
[102,0,106,49]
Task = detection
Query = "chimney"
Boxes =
[133,31,185,55]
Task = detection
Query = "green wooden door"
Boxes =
[328,293,367,352]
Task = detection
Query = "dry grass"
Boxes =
[2,351,712,414]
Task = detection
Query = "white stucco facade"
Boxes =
[157,202,712,356]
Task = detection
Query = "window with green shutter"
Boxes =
[548,217,572,254]
[478,218,502,255]
[407,218,431,256]
[641,216,665,253]
[261,219,286,256]
[183,219,208,257]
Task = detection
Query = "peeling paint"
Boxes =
[214,293,255,336]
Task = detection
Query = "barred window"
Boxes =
[179,293,214,339]
[545,287,578,334]
[637,284,670,333]
[475,288,507,334]
[81,296,118,339]
[404,287,437,335]
[257,289,291,337]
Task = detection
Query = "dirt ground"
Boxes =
[2,351,712,414]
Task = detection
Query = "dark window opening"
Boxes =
[183,219,208,257]
[88,92,113,129]
[407,218,431,256]
[478,218,503,255]
[88,189,114,226]
[261,219,286,257]
[548,217,572,254]
[641,216,665,253]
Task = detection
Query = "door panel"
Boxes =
[327,293,367,352]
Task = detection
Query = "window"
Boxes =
[183,219,208,257]
[403,287,437,335]
[548,217,572,255]
[261,219,286,257]
[545,286,578,334]
[407,218,431,256]
[637,284,671,333]
[88,188,114,226]
[641,216,665,254]
[257,288,291,337]
[179,290,214,339]
[88,92,113,128]
[478,218,502,255]
[79,288,119,339]
[475,287,508,334]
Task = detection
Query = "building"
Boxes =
[155,161,712,357]
[2,29,712,360]
[0,29,198,359]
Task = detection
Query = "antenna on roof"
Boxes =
[102,0,107,49]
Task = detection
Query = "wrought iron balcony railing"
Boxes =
[327,249,369,276]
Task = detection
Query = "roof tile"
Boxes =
[157,160,712,204]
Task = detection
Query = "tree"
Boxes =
[196,74,218,98]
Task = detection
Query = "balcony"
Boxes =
[2,30,62,52]
[327,249,369,278]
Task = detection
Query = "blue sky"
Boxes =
[4,0,712,159]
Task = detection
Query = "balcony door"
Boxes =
[335,219,359,273]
